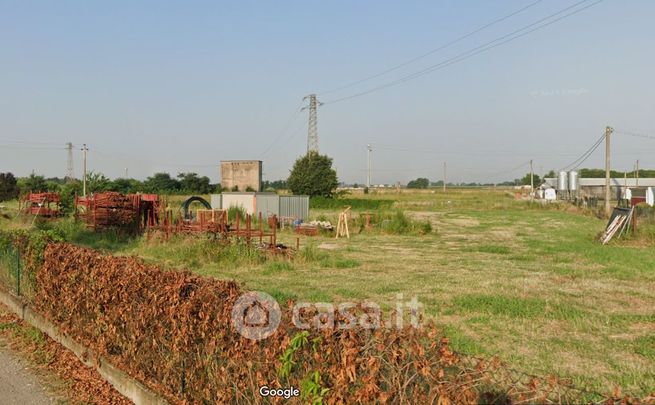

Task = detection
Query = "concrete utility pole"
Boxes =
[366,144,372,189]
[302,94,322,154]
[604,126,613,217]
[636,159,640,188]
[81,144,88,196]
[65,142,75,181]
[530,159,534,201]
[443,161,447,192]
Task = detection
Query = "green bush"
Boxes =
[298,243,328,263]
[378,210,433,236]
[227,205,247,222]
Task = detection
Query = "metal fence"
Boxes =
[0,241,24,297]
[210,193,310,220]
[279,195,309,220]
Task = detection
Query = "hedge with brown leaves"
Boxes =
[33,242,651,404]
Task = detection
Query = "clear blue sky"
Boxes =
[1,0,653,184]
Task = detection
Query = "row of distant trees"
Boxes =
[404,169,654,189]
[8,158,644,203]
[0,172,299,198]
[0,152,339,203]
[13,172,217,196]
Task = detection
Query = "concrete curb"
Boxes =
[0,287,168,405]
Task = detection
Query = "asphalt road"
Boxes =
[0,345,53,405]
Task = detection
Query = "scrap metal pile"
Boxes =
[75,192,291,255]
[75,192,142,231]
[163,207,281,248]
[21,192,61,218]
[600,207,635,244]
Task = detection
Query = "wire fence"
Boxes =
[453,351,611,404]
[0,240,29,298]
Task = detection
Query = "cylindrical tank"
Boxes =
[568,170,579,191]
[557,171,569,191]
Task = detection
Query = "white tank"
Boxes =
[557,171,569,191]
[568,170,579,191]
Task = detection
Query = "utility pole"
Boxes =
[302,94,322,154]
[443,161,447,192]
[530,159,534,201]
[366,144,372,189]
[604,126,613,217]
[65,142,75,181]
[81,144,88,196]
[636,159,640,188]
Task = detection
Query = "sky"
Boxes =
[1,0,654,185]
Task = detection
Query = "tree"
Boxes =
[110,178,144,194]
[287,152,338,198]
[262,179,288,190]
[0,172,19,201]
[177,172,211,194]
[144,172,180,193]
[407,178,430,189]
[86,171,112,193]
[521,173,541,186]
[18,173,48,193]
[59,179,83,213]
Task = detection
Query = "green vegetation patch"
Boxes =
[635,335,655,359]
[452,294,587,320]
[477,245,511,254]
[310,197,394,210]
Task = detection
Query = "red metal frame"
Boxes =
[22,192,61,217]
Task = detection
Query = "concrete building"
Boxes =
[220,160,262,192]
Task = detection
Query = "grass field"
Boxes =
[3,189,654,396]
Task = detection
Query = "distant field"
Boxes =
[2,188,654,396]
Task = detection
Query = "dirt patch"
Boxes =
[441,217,480,227]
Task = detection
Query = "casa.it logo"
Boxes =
[231,291,281,341]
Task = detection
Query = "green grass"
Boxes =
[452,294,588,320]
[635,335,655,360]
[2,188,655,398]
[476,245,511,254]
[310,196,394,210]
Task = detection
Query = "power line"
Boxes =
[614,129,655,141]
[92,149,217,169]
[318,0,545,95]
[0,144,67,150]
[257,102,304,158]
[560,132,606,171]
[0,140,66,145]
[372,145,587,158]
[324,0,604,105]
[488,160,532,178]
